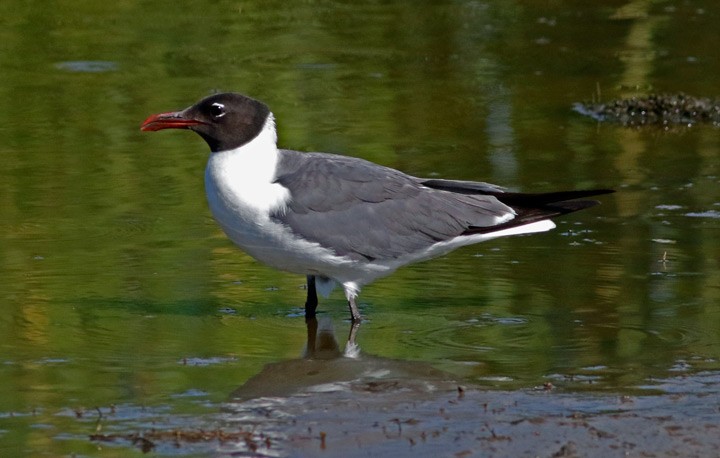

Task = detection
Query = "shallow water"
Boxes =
[1,0,720,456]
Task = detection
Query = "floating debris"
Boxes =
[685,210,720,219]
[55,60,118,73]
[573,93,720,127]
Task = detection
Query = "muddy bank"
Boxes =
[87,377,720,457]
[88,318,720,456]
[221,380,720,457]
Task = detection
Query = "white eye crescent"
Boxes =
[210,102,226,118]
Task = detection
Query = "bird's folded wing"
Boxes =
[271,151,514,261]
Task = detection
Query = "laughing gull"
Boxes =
[141,92,613,323]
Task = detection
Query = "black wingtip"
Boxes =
[493,188,615,208]
[462,189,614,236]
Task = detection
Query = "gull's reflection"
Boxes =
[305,316,360,359]
[229,317,456,402]
[303,316,343,359]
[222,318,466,457]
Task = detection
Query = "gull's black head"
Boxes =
[141,93,272,152]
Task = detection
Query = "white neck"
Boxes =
[204,113,289,219]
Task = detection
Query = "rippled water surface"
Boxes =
[1,0,719,455]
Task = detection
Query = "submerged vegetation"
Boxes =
[574,93,720,127]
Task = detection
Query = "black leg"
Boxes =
[305,275,318,320]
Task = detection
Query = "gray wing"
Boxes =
[271,151,514,261]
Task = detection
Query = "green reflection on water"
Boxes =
[1,0,720,455]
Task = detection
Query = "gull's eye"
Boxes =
[209,102,226,118]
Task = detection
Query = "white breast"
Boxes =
[203,116,369,279]
[204,115,291,261]
[205,115,289,219]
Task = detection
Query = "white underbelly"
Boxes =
[205,171,389,284]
